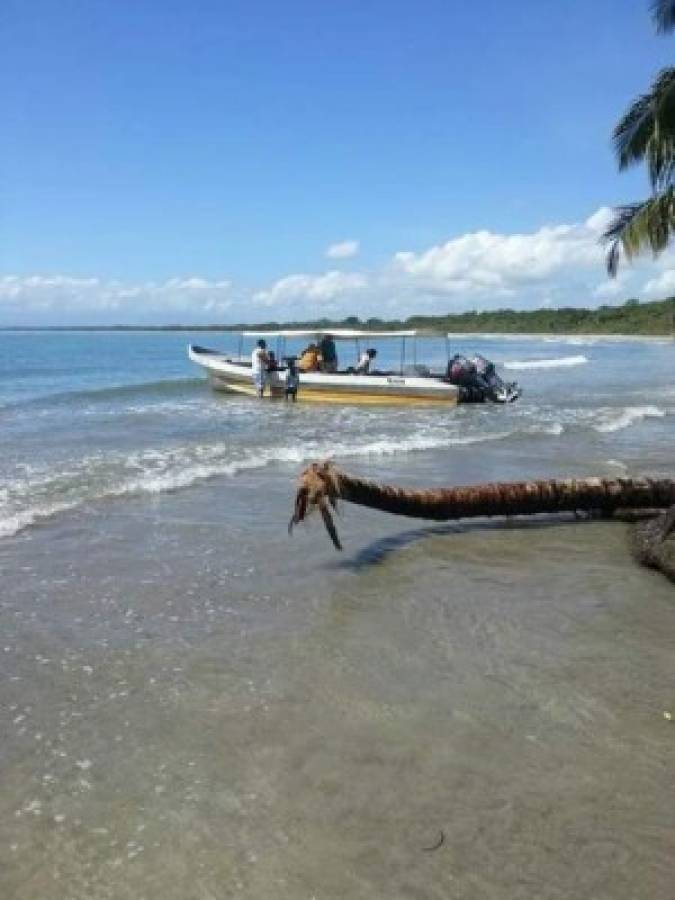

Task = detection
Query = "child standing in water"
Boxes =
[284,358,299,402]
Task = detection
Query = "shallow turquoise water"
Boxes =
[1,331,673,538]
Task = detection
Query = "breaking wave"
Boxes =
[0,425,558,539]
[592,405,666,433]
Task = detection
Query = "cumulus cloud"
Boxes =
[0,274,233,323]
[253,270,367,307]
[642,268,675,298]
[325,240,360,260]
[5,208,674,325]
[592,275,628,300]
[392,217,604,298]
[584,207,614,235]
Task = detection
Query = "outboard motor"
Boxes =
[470,354,521,403]
[446,355,484,402]
[447,354,477,386]
[446,353,521,403]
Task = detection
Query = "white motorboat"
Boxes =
[188,329,520,405]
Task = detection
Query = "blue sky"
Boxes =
[2,0,675,324]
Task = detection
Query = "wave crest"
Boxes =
[0,427,555,539]
[593,405,666,433]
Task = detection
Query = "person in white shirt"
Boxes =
[251,339,270,397]
[354,348,377,374]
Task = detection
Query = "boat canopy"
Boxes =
[241,328,419,339]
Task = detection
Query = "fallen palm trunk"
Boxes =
[289,461,675,581]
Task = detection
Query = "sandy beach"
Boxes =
[2,470,675,899]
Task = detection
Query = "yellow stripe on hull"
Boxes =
[280,389,457,406]
[209,377,457,406]
[213,380,258,397]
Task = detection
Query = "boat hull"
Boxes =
[189,346,459,405]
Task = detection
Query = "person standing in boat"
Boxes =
[318,334,338,373]
[251,339,270,398]
[354,347,377,374]
[298,343,320,372]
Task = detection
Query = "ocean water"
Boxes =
[1,331,673,538]
[1,331,674,900]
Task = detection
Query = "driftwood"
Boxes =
[289,461,675,583]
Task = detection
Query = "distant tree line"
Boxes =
[401,297,675,335]
[5,296,674,335]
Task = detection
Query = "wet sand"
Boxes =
[1,470,674,899]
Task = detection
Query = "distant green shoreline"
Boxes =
[2,296,674,336]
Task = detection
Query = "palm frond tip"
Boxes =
[652,0,675,34]
[603,190,675,274]
[612,68,675,188]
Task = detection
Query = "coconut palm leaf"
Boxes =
[604,188,675,274]
[607,4,675,274]
[652,0,675,34]
[613,67,675,188]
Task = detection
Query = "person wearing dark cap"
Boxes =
[355,347,377,374]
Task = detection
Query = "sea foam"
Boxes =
[0,428,546,539]
[593,405,666,433]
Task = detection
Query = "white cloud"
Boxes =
[253,270,367,307]
[5,207,674,325]
[642,268,675,298]
[325,240,360,259]
[0,274,233,323]
[584,206,614,234]
[592,275,627,300]
[393,219,603,298]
